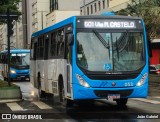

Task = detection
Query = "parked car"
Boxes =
[149,65,160,75]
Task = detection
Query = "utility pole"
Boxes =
[7,8,11,86]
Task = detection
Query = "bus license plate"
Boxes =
[20,76,25,78]
[108,94,120,100]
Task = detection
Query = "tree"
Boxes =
[0,0,21,24]
[117,0,160,39]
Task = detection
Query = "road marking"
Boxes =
[6,103,24,111]
[32,101,52,109]
[132,98,160,104]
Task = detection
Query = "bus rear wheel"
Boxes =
[116,98,128,106]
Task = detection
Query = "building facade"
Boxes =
[32,0,50,33]
[46,0,81,27]
[80,0,130,15]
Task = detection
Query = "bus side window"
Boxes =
[66,33,73,64]
[58,29,65,57]
[37,37,40,58]
[50,32,57,57]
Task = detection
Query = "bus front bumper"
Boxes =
[72,84,148,100]
[10,74,30,80]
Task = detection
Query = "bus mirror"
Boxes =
[68,34,74,46]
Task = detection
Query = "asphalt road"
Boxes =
[0,76,159,122]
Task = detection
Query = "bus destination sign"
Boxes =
[84,21,135,28]
[77,19,142,29]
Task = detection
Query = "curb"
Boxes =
[0,99,23,103]
[0,86,22,100]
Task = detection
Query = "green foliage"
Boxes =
[0,0,21,13]
[117,0,160,39]
[0,0,21,24]
[0,79,18,88]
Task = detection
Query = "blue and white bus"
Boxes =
[30,14,149,107]
[0,49,30,81]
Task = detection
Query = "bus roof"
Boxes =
[32,15,142,38]
[0,49,30,54]
[32,16,76,38]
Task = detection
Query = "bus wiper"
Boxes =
[92,30,110,49]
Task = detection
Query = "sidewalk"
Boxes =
[132,96,160,104]
[147,96,160,102]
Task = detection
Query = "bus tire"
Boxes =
[59,77,74,107]
[116,98,128,106]
[37,74,46,99]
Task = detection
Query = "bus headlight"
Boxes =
[10,70,16,74]
[136,73,148,87]
[76,74,90,88]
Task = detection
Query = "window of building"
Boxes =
[91,5,93,14]
[55,0,58,10]
[50,0,54,11]
[87,6,89,15]
[103,0,105,9]
[94,3,97,12]
[98,1,101,11]
[50,0,58,12]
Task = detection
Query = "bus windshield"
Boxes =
[76,31,145,72]
[10,53,30,66]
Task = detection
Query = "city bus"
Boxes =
[0,49,30,81]
[30,14,149,107]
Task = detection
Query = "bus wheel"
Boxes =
[116,98,128,106]
[59,79,74,107]
[37,75,46,99]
